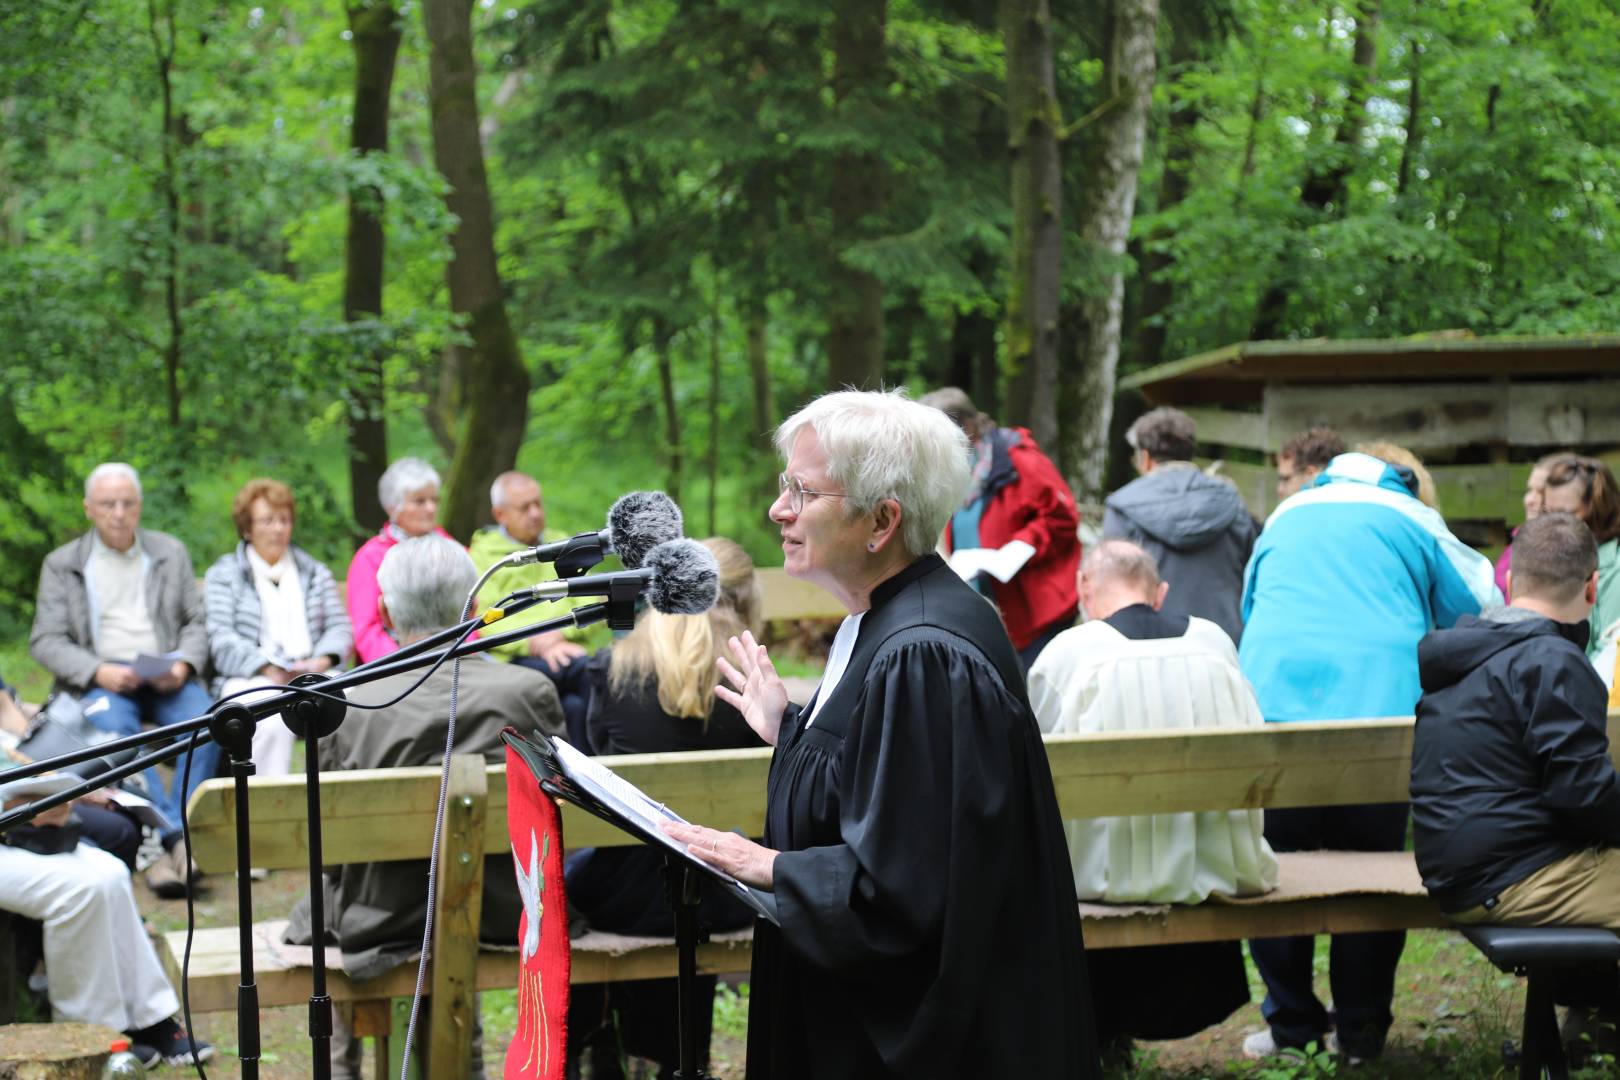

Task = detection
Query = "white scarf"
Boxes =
[247,546,312,663]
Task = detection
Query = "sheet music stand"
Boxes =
[503,730,777,1080]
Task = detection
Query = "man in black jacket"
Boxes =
[1412,511,1619,928]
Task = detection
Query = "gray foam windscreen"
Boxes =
[642,538,721,614]
[607,491,684,569]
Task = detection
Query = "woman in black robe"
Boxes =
[664,389,1101,1079]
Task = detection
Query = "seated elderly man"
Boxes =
[286,534,564,1078]
[469,470,593,745]
[0,772,212,1068]
[1028,539,1277,1056]
[29,462,217,898]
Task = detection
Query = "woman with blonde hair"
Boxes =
[565,536,765,1078]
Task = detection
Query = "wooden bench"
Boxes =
[163,713,1620,1075]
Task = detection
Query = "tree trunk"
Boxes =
[421,0,531,540]
[1065,0,1159,501]
[1251,0,1380,339]
[146,0,183,429]
[707,277,721,536]
[1133,29,1202,371]
[999,0,1062,449]
[655,322,683,504]
[1396,36,1423,196]
[744,293,779,507]
[343,0,402,532]
[825,0,886,391]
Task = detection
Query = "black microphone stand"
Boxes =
[0,593,628,1078]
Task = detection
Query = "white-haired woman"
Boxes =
[663,390,1101,1079]
[345,457,457,662]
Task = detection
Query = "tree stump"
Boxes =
[0,1023,121,1079]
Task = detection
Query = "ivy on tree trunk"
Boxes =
[1000,0,1062,450]
[343,0,401,534]
[421,0,531,541]
[825,0,886,391]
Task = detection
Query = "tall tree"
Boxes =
[825,0,888,390]
[146,0,184,429]
[343,0,402,532]
[1249,0,1380,340]
[1000,0,1063,450]
[421,0,531,540]
[1065,0,1159,500]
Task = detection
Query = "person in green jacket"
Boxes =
[469,470,594,743]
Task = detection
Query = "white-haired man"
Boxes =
[29,462,216,897]
[1028,539,1277,1058]
[469,470,593,744]
[285,534,563,1078]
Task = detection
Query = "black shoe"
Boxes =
[129,1017,216,1066]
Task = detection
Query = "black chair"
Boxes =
[1459,924,1620,1080]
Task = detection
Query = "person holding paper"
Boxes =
[0,771,214,1068]
[920,387,1081,669]
[662,389,1101,1079]
[28,461,216,898]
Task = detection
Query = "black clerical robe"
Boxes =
[748,555,1101,1079]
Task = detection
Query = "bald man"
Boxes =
[1028,540,1275,1058]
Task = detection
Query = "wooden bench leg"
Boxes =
[428,756,487,1080]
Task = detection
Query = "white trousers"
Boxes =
[0,843,179,1030]
[221,677,297,778]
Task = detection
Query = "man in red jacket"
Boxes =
[922,387,1081,669]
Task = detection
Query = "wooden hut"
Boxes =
[1119,333,1620,547]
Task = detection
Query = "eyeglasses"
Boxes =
[778,473,846,515]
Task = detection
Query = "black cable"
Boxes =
[178,728,210,1079]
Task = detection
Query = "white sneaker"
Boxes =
[1244,1029,1344,1061]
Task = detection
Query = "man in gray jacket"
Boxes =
[1103,408,1259,644]
[29,462,216,896]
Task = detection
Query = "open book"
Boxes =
[503,730,778,925]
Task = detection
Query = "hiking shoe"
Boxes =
[144,846,186,899]
[130,1017,215,1066]
[1242,1030,1276,1059]
[127,1041,162,1069]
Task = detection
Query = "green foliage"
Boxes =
[3,0,1615,628]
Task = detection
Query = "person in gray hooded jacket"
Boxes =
[1102,408,1259,644]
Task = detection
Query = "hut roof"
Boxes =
[1121,334,1620,406]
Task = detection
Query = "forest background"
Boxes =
[3,0,1618,637]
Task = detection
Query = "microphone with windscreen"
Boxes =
[504,491,684,576]
[510,538,719,615]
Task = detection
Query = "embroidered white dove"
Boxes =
[513,830,544,962]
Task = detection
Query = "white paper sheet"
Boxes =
[946,539,1036,584]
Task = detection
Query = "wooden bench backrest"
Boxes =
[185,713,1620,873]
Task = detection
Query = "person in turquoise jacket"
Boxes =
[1238,449,1500,1065]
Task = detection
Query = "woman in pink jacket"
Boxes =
[346,457,457,662]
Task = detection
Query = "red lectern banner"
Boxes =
[503,741,570,1080]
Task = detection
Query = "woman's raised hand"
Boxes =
[715,629,789,746]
